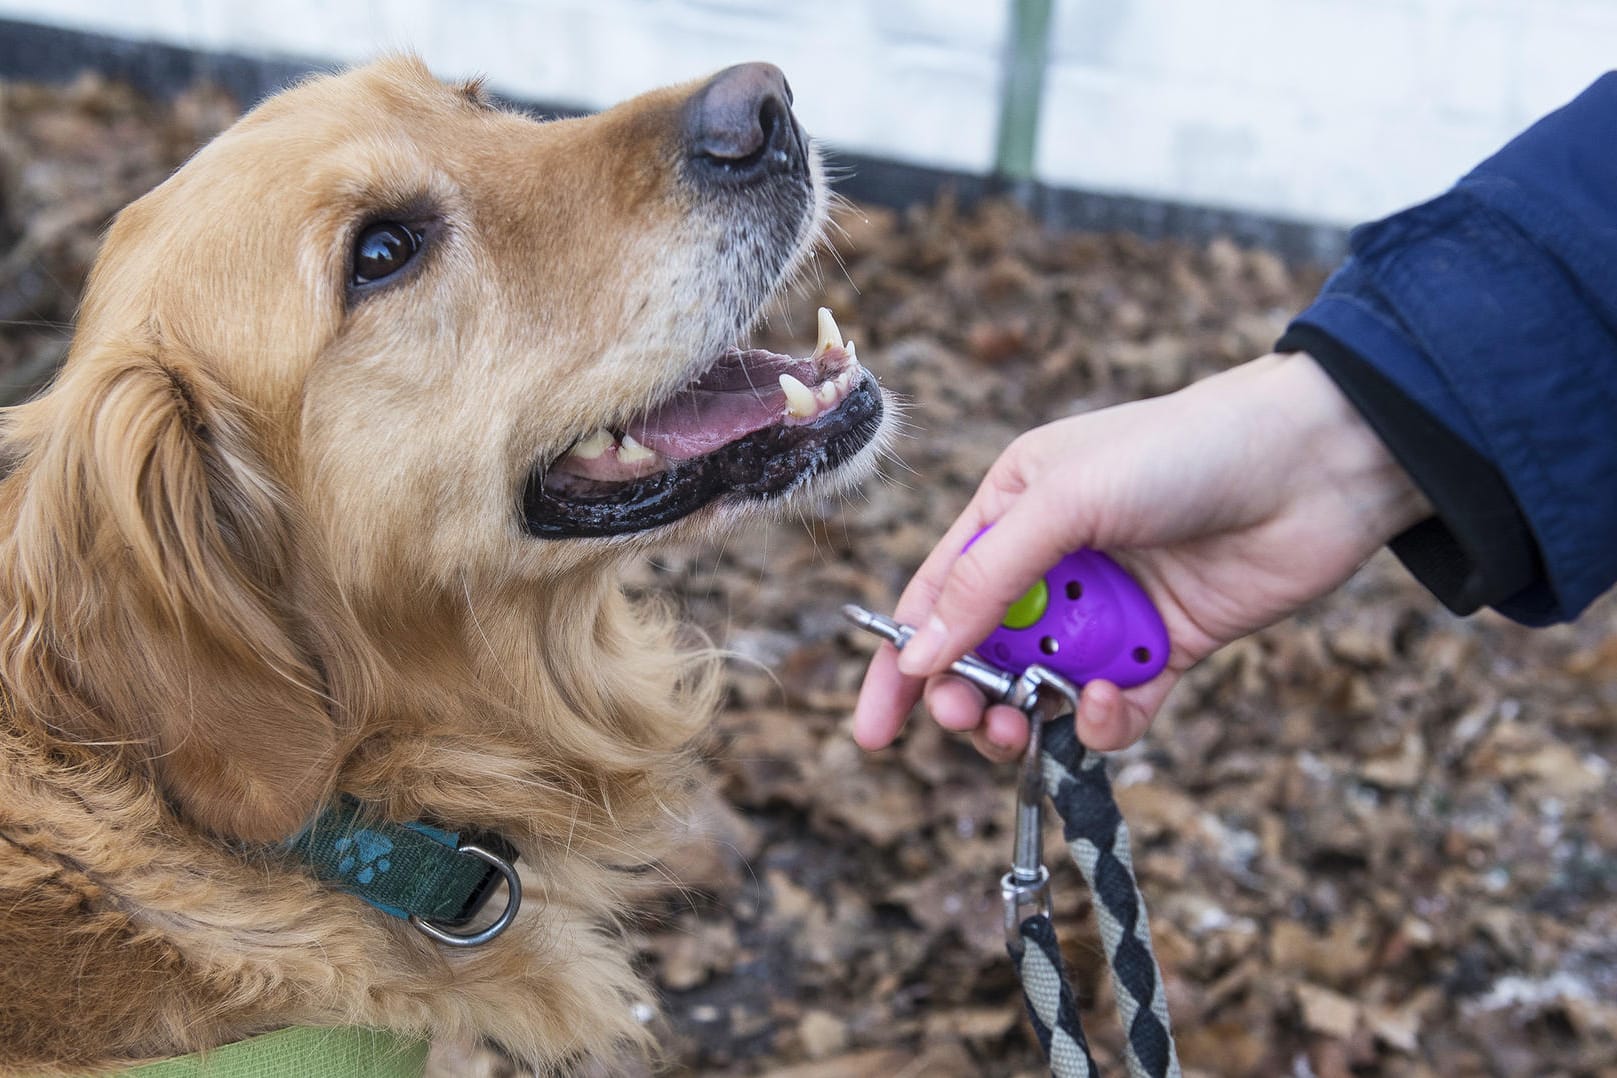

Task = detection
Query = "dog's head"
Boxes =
[0,57,887,840]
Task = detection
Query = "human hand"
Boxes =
[852,352,1431,761]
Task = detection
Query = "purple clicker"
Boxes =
[965,526,1168,688]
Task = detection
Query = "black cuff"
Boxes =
[1276,324,1541,616]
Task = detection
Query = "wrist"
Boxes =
[1258,351,1433,545]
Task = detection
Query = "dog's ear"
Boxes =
[3,348,340,842]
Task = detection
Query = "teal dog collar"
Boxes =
[289,797,521,946]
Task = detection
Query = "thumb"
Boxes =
[896,501,1078,679]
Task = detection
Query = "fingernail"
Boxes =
[897,615,948,676]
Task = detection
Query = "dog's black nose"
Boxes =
[685,63,804,183]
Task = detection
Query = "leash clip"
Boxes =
[1000,666,1078,956]
[840,606,1079,955]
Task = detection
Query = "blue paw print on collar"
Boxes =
[333,829,394,884]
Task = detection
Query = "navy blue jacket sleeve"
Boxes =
[1281,72,1617,626]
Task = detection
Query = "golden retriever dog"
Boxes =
[0,56,886,1073]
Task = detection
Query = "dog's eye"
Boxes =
[352,222,420,285]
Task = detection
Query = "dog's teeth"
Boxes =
[844,339,857,364]
[780,373,817,418]
[816,381,840,406]
[834,368,855,392]
[815,307,843,356]
[617,433,658,464]
[570,428,614,460]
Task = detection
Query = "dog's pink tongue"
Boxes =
[624,348,811,459]
[624,388,784,459]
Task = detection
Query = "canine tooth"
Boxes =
[617,433,658,463]
[815,307,843,356]
[570,428,614,460]
[780,372,817,418]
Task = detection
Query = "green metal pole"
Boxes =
[994,0,1054,183]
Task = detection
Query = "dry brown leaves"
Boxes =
[5,78,1616,1078]
[0,73,236,402]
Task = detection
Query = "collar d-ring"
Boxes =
[408,842,523,947]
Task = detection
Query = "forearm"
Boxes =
[1253,351,1434,557]
[1280,324,1540,617]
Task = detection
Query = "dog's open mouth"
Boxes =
[522,308,884,538]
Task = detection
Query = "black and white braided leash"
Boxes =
[842,605,1181,1078]
[1013,715,1180,1078]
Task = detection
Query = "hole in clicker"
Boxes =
[1132,646,1151,663]
[1039,637,1060,655]
[1065,580,1083,600]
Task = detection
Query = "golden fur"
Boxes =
[0,57,875,1073]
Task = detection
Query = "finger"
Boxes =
[1075,678,1165,751]
[871,486,1012,738]
[865,438,1048,750]
[889,488,1004,626]
[970,704,1030,762]
[896,497,1081,679]
[852,643,922,750]
[888,430,1047,629]
[854,479,1017,753]
[924,675,988,732]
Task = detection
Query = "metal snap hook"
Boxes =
[1001,864,1053,957]
[1000,669,1076,955]
[839,606,1082,956]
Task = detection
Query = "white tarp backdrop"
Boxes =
[0,0,1612,227]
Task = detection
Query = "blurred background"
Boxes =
[8,0,1617,241]
[2,3,1616,1076]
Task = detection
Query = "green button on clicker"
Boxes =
[1002,578,1048,629]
